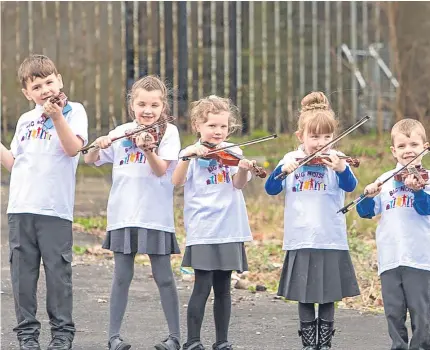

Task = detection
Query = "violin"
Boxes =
[393,165,429,184]
[296,154,360,168]
[200,142,267,178]
[80,116,175,154]
[41,92,68,119]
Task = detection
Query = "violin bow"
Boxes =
[337,146,430,214]
[274,116,371,181]
[180,134,278,161]
[79,116,176,154]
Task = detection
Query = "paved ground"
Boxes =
[1,178,392,350]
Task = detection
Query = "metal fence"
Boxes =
[1,1,395,137]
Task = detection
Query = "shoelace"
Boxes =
[50,336,69,345]
[22,337,39,345]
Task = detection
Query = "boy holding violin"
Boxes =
[357,118,430,350]
[0,54,88,350]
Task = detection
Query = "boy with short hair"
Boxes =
[0,54,88,350]
[357,118,430,350]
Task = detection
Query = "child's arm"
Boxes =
[84,136,113,164]
[336,166,358,192]
[412,189,430,215]
[232,159,255,190]
[265,164,284,195]
[356,181,382,219]
[172,144,208,186]
[44,100,86,157]
[0,143,14,172]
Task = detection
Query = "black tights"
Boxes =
[186,270,232,346]
[298,302,335,322]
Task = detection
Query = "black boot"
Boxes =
[298,319,317,350]
[317,318,335,350]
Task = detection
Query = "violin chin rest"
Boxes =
[197,158,217,168]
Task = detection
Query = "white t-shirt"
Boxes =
[7,102,89,221]
[372,164,430,275]
[95,121,181,232]
[279,148,354,251]
[182,142,253,246]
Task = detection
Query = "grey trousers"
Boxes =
[380,266,430,350]
[8,213,75,340]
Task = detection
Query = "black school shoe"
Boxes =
[47,335,72,350]
[182,341,206,350]
[212,342,233,350]
[155,336,181,350]
[108,337,132,350]
[19,336,41,350]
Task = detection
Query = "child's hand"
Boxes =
[183,144,210,158]
[364,181,382,197]
[404,174,425,191]
[281,159,300,174]
[238,159,256,171]
[135,132,155,151]
[43,100,63,120]
[322,153,346,172]
[94,136,112,150]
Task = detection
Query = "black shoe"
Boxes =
[47,336,73,350]
[298,319,317,350]
[19,337,41,350]
[317,318,335,350]
[212,342,233,350]
[182,342,205,350]
[155,336,180,350]
[109,337,131,350]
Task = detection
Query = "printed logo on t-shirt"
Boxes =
[385,183,415,210]
[20,118,54,142]
[205,164,232,185]
[292,166,327,192]
[119,145,147,165]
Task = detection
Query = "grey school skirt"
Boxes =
[278,248,360,303]
[102,227,181,255]
[182,242,248,272]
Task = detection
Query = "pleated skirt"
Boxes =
[182,242,248,272]
[277,248,360,303]
[102,227,181,255]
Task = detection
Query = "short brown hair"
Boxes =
[18,54,58,88]
[189,95,242,136]
[391,118,427,144]
[297,91,338,136]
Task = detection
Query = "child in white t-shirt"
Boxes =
[357,119,430,350]
[0,54,88,350]
[172,95,257,350]
[265,91,360,350]
[84,75,181,350]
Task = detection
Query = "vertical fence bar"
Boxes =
[274,1,281,134]
[312,1,318,90]
[187,2,193,112]
[42,2,47,55]
[337,1,343,117]
[374,3,382,134]
[177,1,188,120]
[236,2,242,115]
[223,1,229,97]
[172,1,178,117]
[351,1,357,124]
[108,2,115,129]
[197,1,203,98]
[299,2,305,97]
[210,2,216,94]
[362,2,368,80]
[287,1,293,131]
[55,1,60,73]
[159,2,165,81]
[121,1,127,122]
[325,2,330,96]
[133,1,139,79]
[146,2,153,74]
[95,2,101,132]
[261,2,268,131]
[15,3,21,121]
[28,1,33,53]
[68,2,75,97]
[249,2,255,132]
